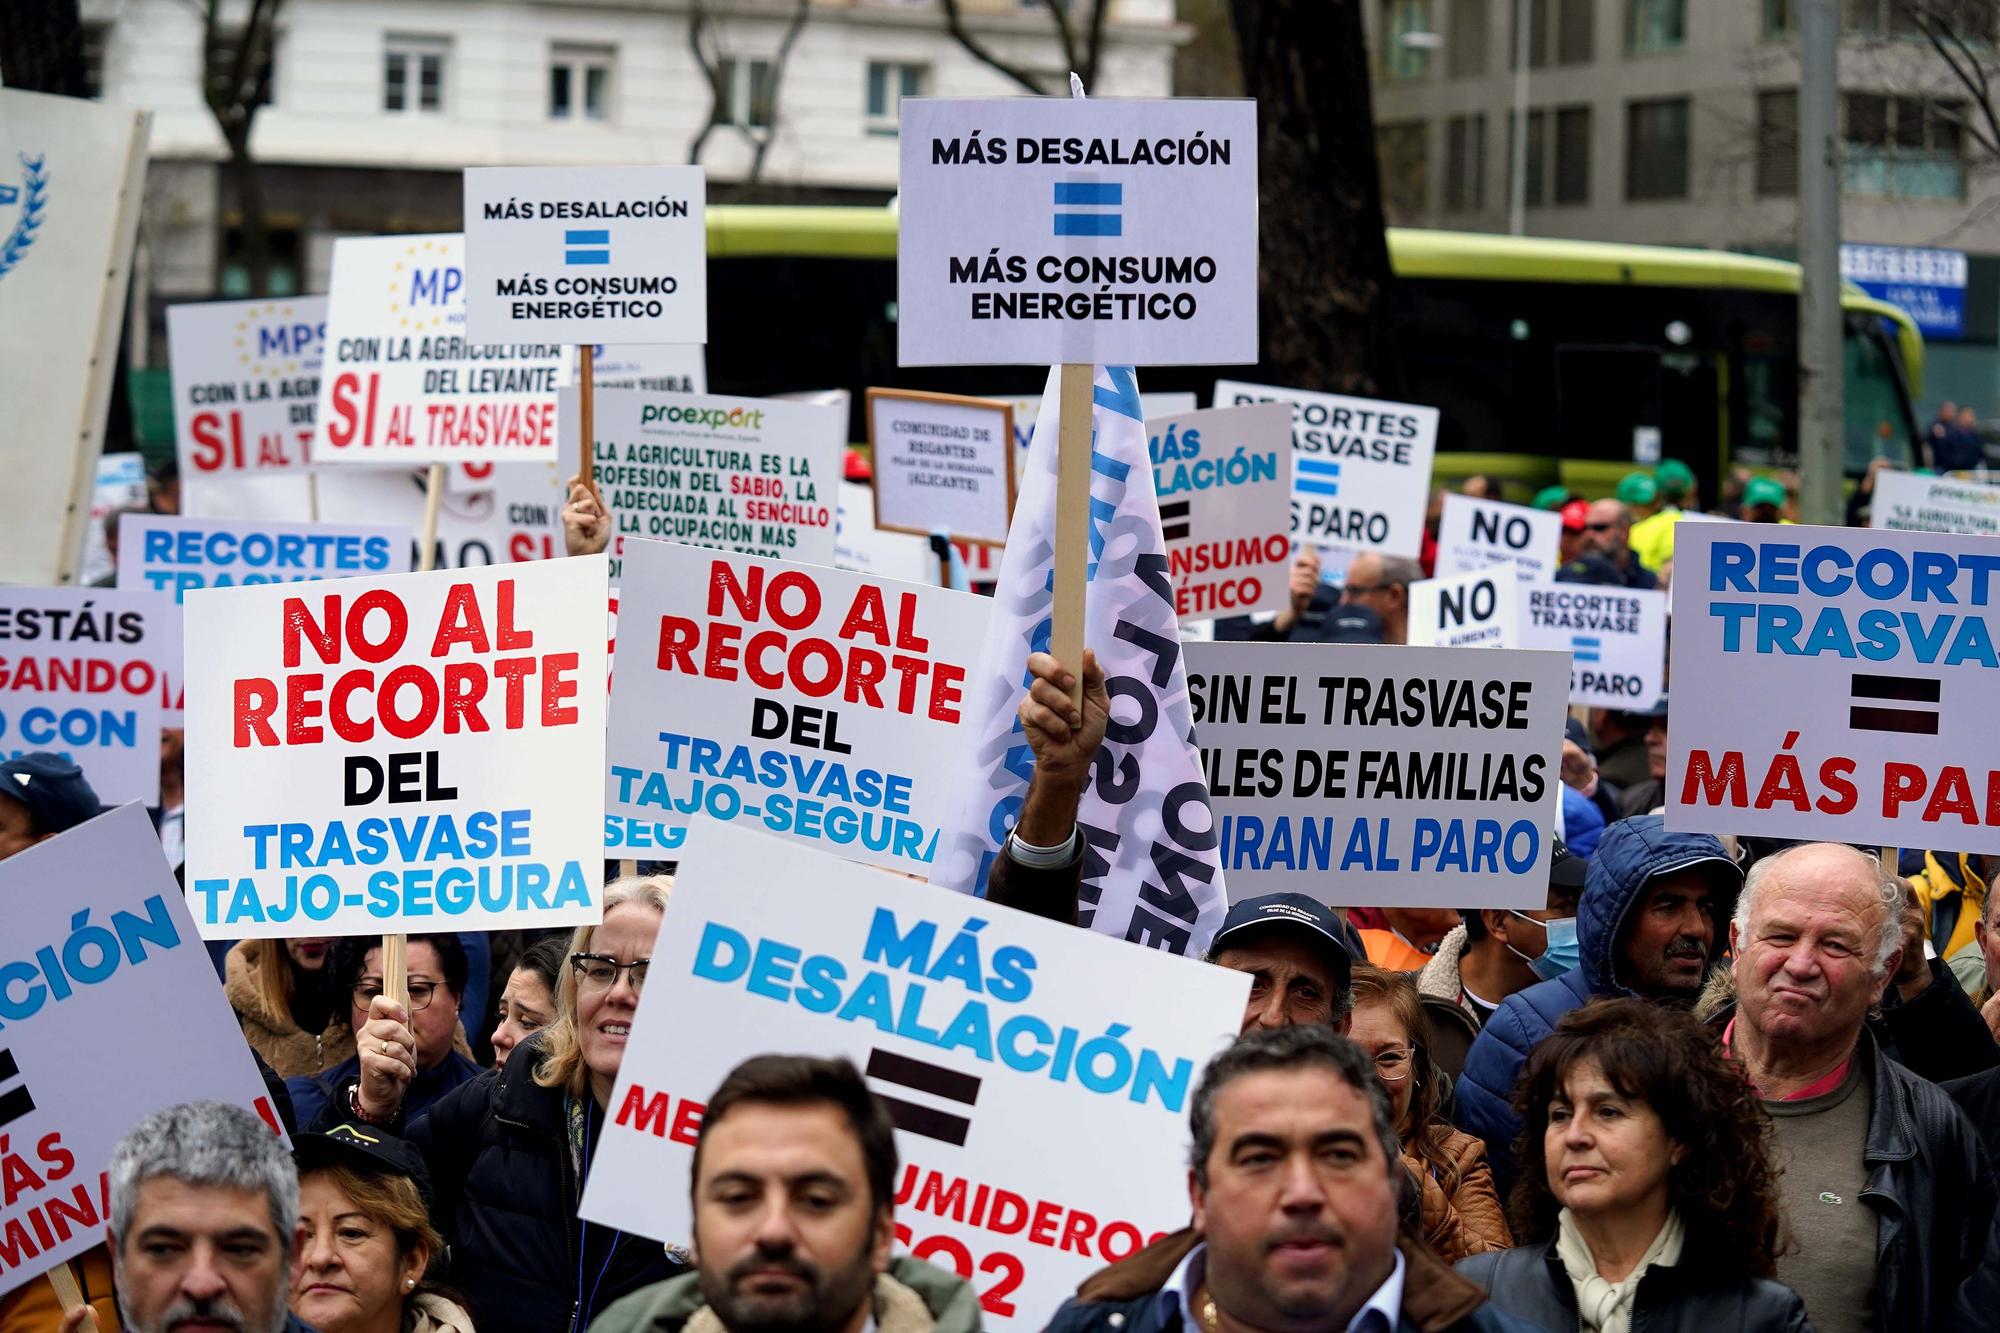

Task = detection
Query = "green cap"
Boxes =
[1532,485,1572,511]
[1744,475,1787,508]
[1654,459,1695,496]
[1616,472,1658,505]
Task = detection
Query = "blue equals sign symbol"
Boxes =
[1296,457,1341,497]
[564,229,611,266]
[1053,181,1122,236]
[1572,635,1602,663]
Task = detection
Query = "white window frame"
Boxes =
[865,60,927,136]
[549,43,615,122]
[384,35,449,115]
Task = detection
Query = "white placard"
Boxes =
[1150,403,1294,622]
[0,804,282,1300]
[579,819,1249,1330]
[1212,380,1438,560]
[1408,570,1521,649]
[183,558,608,938]
[313,233,569,463]
[463,166,707,346]
[0,587,173,803]
[1437,493,1562,582]
[1870,470,2000,536]
[1521,583,1667,710]
[603,540,991,868]
[591,342,707,393]
[868,390,1015,547]
[836,482,936,584]
[83,453,147,588]
[1667,523,2000,850]
[118,514,409,600]
[1186,641,1567,906]
[558,386,845,581]
[989,390,1197,458]
[169,296,326,478]
[897,99,1258,367]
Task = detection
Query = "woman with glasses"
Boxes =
[1348,964,1513,1261]
[337,877,684,1333]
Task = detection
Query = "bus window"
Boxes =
[1844,319,1917,471]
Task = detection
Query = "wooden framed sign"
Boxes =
[866,387,1017,548]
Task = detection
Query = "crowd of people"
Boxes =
[9,449,2000,1333]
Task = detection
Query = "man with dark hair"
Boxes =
[587,1055,980,1333]
[293,933,482,1126]
[1046,1027,1535,1333]
[0,751,103,860]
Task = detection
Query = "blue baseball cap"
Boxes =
[0,753,102,836]
[1210,893,1355,996]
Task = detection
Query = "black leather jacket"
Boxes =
[1458,1241,1814,1333]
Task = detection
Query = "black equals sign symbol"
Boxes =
[866,1048,979,1146]
[0,1048,36,1128]
[1849,674,1941,735]
[1160,500,1191,543]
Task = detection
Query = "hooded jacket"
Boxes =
[1453,818,1739,1175]
[225,939,356,1078]
[585,1257,980,1333]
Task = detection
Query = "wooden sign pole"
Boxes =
[579,344,597,492]
[1051,363,1094,708]
[46,1260,98,1331]
[385,464,448,1018]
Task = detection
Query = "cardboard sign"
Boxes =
[1409,570,1520,649]
[169,296,326,478]
[313,233,569,462]
[0,804,282,1299]
[590,342,707,392]
[867,389,1016,547]
[1185,641,1566,906]
[1521,583,1667,710]
[118,514,410,600]
[579,820,1248,1330]
[182,557,608,938]
[837,482,937,584]
[1437,493,1562,582]
[1870,470,2000,536]
[1150,403,1293,622]
[462,166,707,346]
[82,453,147,588]
[1667,523,2000,850]
[897,98,1258,367]
[1211,380,1438,559]
[0,588,173,803]
[990,390,1197,457]
[602,540,991,868]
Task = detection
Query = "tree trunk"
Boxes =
[1229,0,1405,398]
[226,129,273,297]
[0,0,87,94]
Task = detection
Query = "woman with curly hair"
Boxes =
[1348,964,1512,1260]
[1457,998,1813,1332]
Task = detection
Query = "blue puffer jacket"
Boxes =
[1454,816,1740,1178]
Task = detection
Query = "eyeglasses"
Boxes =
[1372,1048,1416,1082]
[1584,522,1622,533]
[572,953,650,993]
[352,981,441,1011]
[1342,583,1387,597]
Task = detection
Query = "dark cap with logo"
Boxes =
[1209,893,1355,996]
[294,1122,433,1205]
[1548,837,1588,889]
[0,753,103,836]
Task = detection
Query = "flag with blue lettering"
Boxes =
[932,365,1228,956]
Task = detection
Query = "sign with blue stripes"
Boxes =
[1520,584,1668,710]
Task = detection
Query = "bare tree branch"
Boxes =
[1081,0,1111,90]
[749,0,811,180]
[686,0,727,165]
[939,0,1051,94]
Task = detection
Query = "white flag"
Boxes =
[933,365,1229,955]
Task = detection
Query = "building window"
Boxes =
[1625,97,1690,199]
[1763,0,1794,35]
[208,25,278,110]
[1626,0,1685,52]
[1553,104,1591,203]
[384,36,447,113]
[1377,120,1430,219]
[219,225,302,299]
[716,58,776,129]
[1557,0,1593,63]
[1506,110,1546,207]
[1381,0,1434,80]
[1510,0,1591,68]
[1756,89,1798,195]
[82,21,110,99]
[1844,93,1966,200]
[865,61,925,136]
[1445,113,1486,211]
[1448,0,1487,77]
[549,44,613,121]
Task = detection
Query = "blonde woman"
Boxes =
[226,936,355,1076]
[341,878,684,1333]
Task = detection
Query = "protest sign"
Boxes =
[1667,523,2000,850]
[897,99,1258,367]
[1408,569,1520,649]
[602,539,991,868]
[1186,641,1566,905]
[118,515,410,600]
[1870,470,2000,536]
[868,389,1016,547]
[557,386,843,579]
[183,557,608,938]
[1,90,150,586]
[1521,583,1667,710]
[837,482,936,583]
[1437,493,1561,582]
[1150,403,1293,622]
[0,588,173,803]
[313,233,568,462]
[590,342,706,392]
[169,296,326,478]
[0,804,281,1300]
[989,390,1196,457]
[579,819,1248,1329]
[1212,380,1438,560]
[82,453,147,588]
[463,166,706,346]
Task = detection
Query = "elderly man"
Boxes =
[66,1100,310,1333]
[1722,842,1992,1333]
[1045,1027,1535,1333]
[1576,498,1657,590]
